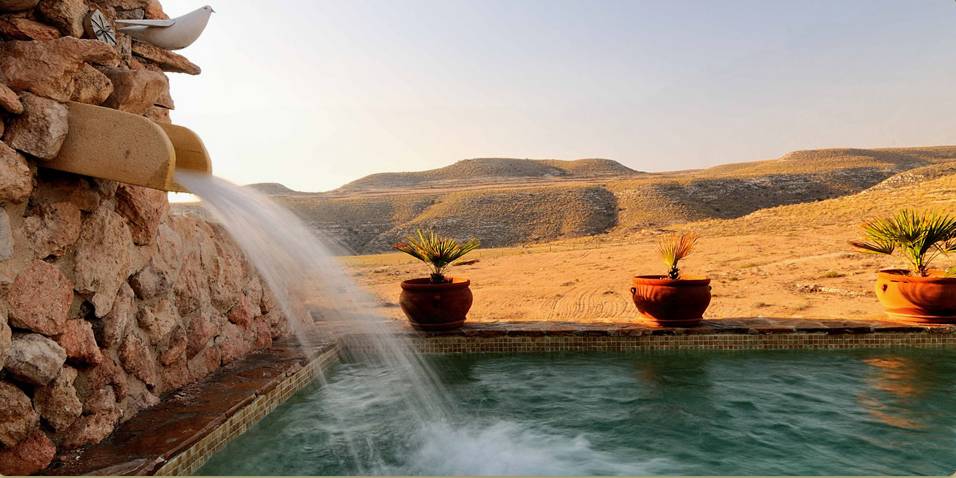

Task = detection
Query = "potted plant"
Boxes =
[630,232,712,326]
[849,209,956,322]
[394,229,480,330]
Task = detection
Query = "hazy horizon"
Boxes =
[165,0,956,192]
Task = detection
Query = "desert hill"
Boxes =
[245,182,302,195]
[337,157,641,192]
[176,146,956,254]
[349,155,956,325]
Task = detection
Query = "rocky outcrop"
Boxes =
[2,92,69,159]
[0,141,33,203]
[5,333,67,386]
[0,37,119,102]
[0,430,55,476]
[0,2,285,474]
[8,260,73,335]
[0,380,39,447]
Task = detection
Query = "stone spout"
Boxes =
[42,101,211,192]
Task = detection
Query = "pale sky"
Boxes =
[165,0,956,192]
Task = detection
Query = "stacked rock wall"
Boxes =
[0,1,286,474]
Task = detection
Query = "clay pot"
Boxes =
[399,278,473,331]
[630,276,711,327]
[874,269,956,322]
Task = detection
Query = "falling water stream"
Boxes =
[176,172,647,475]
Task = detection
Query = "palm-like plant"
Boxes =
[849,209,956,277]
[394,229,480,283]
[659,232,698,279]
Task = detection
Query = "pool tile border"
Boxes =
[153,346,340,476]
[399,331,956,354]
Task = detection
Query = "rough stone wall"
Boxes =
[0,1,285,474]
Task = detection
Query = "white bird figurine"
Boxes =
[115,5,214,50]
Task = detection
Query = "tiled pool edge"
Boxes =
[397,331,956,353]
[153,345,341,476]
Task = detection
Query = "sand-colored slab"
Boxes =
[43,102,211,192]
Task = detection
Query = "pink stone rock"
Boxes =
[144,105,171,123]
[187,343,220,381]
[120,378,159,417]
[91,0,151,10]
[245,275,264,310]
[55,319,103,365]
[0,140,34,204]
[157,324,186,366]
[97,282,134,349]
[70,63,114,105]
[30,169,100,212]
[101,67,169,115]
[2,92,69,160]
[82,386,116,415]
[57,406,121,449]
[0,316,11,371]
[131,40,200,75]
[266,310,289,339]
[0,208,12,260]
[5,333,67,386]
[216,322,253,366]
[32,365,82,431]
[160,357,190,391]
[130,222,182,299]
[24,200,82,258]
[8,260,73,335]
[76,355,128,402]
[0,380,39,447]
[136,297,178,345]
[0,82,23,114]
[0,37,119,101]
[0,16,61,41]
[145,0,167,19]
[74,207,133,316]
[227,294,255,327]
[253,319,272,350]
[204,227,244,313]
[0,429,55,476]
[172,253,210,317]
[0,0,40,12]
[118,332,158,389]
[185,308,221,359]
[261,285,278,315]
[37,0,88,38]
[115,184,169,245]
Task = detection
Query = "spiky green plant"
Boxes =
[394,229,480,283]
[849,209,956,277]
[658,232,699,279]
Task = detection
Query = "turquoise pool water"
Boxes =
[199,350,956,475]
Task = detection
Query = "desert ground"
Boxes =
[183,145,956,325]
[345,169,956,325]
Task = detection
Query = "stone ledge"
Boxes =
[42,337,338,476]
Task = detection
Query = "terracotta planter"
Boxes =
[874,269,956,322]
[630,276,711,327]
[399,278,473,331]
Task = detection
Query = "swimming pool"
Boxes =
[199,349,956,475]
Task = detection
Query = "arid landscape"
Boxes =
[191,145,956,324]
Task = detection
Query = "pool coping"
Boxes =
[45,336,341,476]
[46,318,956,475]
